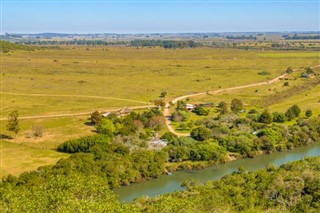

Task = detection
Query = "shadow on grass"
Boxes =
[0,134,13,139]
[84,121,94,126]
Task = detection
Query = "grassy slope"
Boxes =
[0,141,68,177]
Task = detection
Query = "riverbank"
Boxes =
[163,144,305,173]
[114,141,320,202]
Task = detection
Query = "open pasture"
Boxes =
[2,46,319,117]
[0,141,69,177]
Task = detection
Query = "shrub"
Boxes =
[193,106,209,116]
[161,132,178,143]
[285,105,301,121]
[286,67,293,73]
[96,119,116,136]
[305,109,313,118]
[57,135,111,153]
[190,126,212,141]
[91,111,103,125]
[283,82,289,87]
[230,99,243,113]
[272,112,286,123]
[258,110,273,124]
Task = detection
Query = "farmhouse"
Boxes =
[186,104,195,111]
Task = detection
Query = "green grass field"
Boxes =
[2,47,319,117]
[1,46,319,177]
[0,141,69,177]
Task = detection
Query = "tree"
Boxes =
[193,106,209,116]
[154,99,166,107]
[230,99,243,113]
[161,132,178,143]
[258,110,273,124]
[32,123,43,138]
[285,105,301,121]
[306,67,314,75]
[96,119,115,136]
[218,101,228,114]
[187,121,195,129]
[305,109,313,118]
[283,82,289,87]
[6,111,20,135]
[90,111,103,125]
[149,116,165,130]
[171,110,189,122]
[285,109,296,121]
[176,100,187,111]
[290,104,301,117]
[160,91,167,98]
[286,67,293,73]
[190,126,212,141]
[272,112,286,123]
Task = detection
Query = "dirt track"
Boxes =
[0,105,152,121]
[0,92,151,104]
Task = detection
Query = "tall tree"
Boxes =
[230,99,243,113]
[6,111,20,135]
[218,102,228,115]
[259,110,273,124]
[91,111,103,125]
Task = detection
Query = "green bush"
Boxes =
[57,134,111,153]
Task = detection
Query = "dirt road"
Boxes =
[0,105,153,121]
[1,92,151,104]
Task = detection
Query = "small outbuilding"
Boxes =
[117,107,133,117]
[186,104,195,111]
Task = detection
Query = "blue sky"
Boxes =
[1,0,319,33]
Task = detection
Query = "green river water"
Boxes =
[115,142,320,202]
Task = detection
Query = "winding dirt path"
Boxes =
[0,92,151,104]
[0,105,152,121]
[164,65,320,137]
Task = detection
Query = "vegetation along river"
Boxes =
[115,142,320,202]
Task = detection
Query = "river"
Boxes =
[115,142,320,202]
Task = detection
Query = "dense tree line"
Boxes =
[130,40,199,48]
[284,34,320,40]
[3,141,168,189]
[188,105,319,158]
[21,40,127,46]
[1,174,136,212]
[226,35,257,40]
[90,109,165,143]
[57,134,111,153]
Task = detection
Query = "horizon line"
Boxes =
[2,30,320,35]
